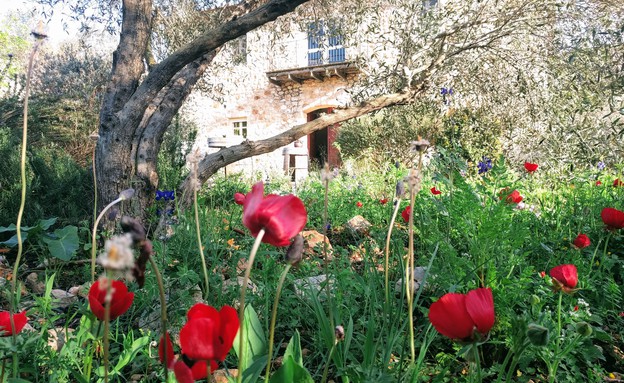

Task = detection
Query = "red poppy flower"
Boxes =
[179,304,239,362]
[234,192,246,205]
[574,305,579,311]
[356,201,363,208]
[500,189,523,204]
[159,333,176,369]
[614,179,624,187]
[401,205,411,223]
[549,264,578,294]
[595,180,602,186]
[379,198,388,205]
[524,162,538,173]
[601,207,624,230]
[430,187,441,195]
[88,279,134,321]
[0,311,28,336]
[242,182,307,247]
[572,234,590,249]
[539,271,546,278]
[428,287,495,341]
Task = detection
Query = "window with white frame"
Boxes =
[232,120,248,138]
[307,20,345,67]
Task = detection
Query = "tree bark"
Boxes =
[96,0,312,220]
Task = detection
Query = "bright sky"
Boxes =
[0,0,93,46]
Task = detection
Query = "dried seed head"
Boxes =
[320,163,334,183]
[97,234,135,271]
[395,180,406,199]
[405,169,422,194]
[120,216,146,243]
[89,131,99,142]
[285,234,304,266]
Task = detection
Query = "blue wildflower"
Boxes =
[597,161,606,171]
[478,157,493,174]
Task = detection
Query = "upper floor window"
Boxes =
[307,21,345,67]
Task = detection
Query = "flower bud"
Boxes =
[285,234,304,266]
[119,188,135,200]
[335,325,345,342]
[395,180,406,199]
[527,323,550,346]
[575,321,592,337]
[529,294,540,305]
[411,137,430,153]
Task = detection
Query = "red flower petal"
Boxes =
[524,162,538,172]
[216,305,240,361]
[430,187,441,195]
[465,288,495,335]
[401,206,411,223]
[234,192,246,205]
[88,280,134,321]
[243,182,307,247]
[428,293,474,340]
[601,207,624,229]
[0,311,28,336]
[173,360,195,383]
[180,317,219,361]
[159,333,175,369]
[187,303,219,321]
[356,201,363,208]
[614,179,623,187]
[379,198,388,205]
[550,264,578,290]
[572,234,590,249]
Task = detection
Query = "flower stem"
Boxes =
[237,228,265,383]
[322,172,335,336]
[193,185,210,299]
[320,341,337,383]
[472,345,482,383]
[549,291,564,383]
[91,197,123,282]
[148,256,169,381]
[264,264,292,382]
[9,33,44,379]
[384,198,402,308]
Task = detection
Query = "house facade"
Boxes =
[183,17,364,180]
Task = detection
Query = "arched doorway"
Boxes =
[307,108,341,168]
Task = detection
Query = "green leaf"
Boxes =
[114,335,151,372]
[283,330,303,366]
[0,231,28,247]
[269,356,314,383]
[233,305,267,383]
[8,379,33,383]
[37,217,57,231]
[41,226,79,261]
[0,223,18,233]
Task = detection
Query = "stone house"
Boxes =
[183,17,364,181]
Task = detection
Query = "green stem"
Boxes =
[85,321,103,381]
[148,256,169,381]
[90,197,123,282]
[264,264,292,382]
[193,185,210,300]
[549,291,563,383]
[384,198,402,308]
[237,229,265,383]
[9,32,44,379]
[322,175,334,333]
[472,345,482,383]
[103,277,113,383]
[320,342,337,383]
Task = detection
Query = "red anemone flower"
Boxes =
[0,311,28,336]
[500,189,523,204]
[539,271,546,278]
[401,205,411,223]
[572,234,590,249]
[88,279,134,321]
[595,180,602,186]
[430,187,441,195]
[549,264,578,294]
[379,198,388,205]
[613,179,624,187]
[524,162,538,173]
[179,304,239,362]
[601,207,624,230]
[234,192,246,205]
[242,182,307,247]
[356,201,363,208]
[428,287,495,341]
